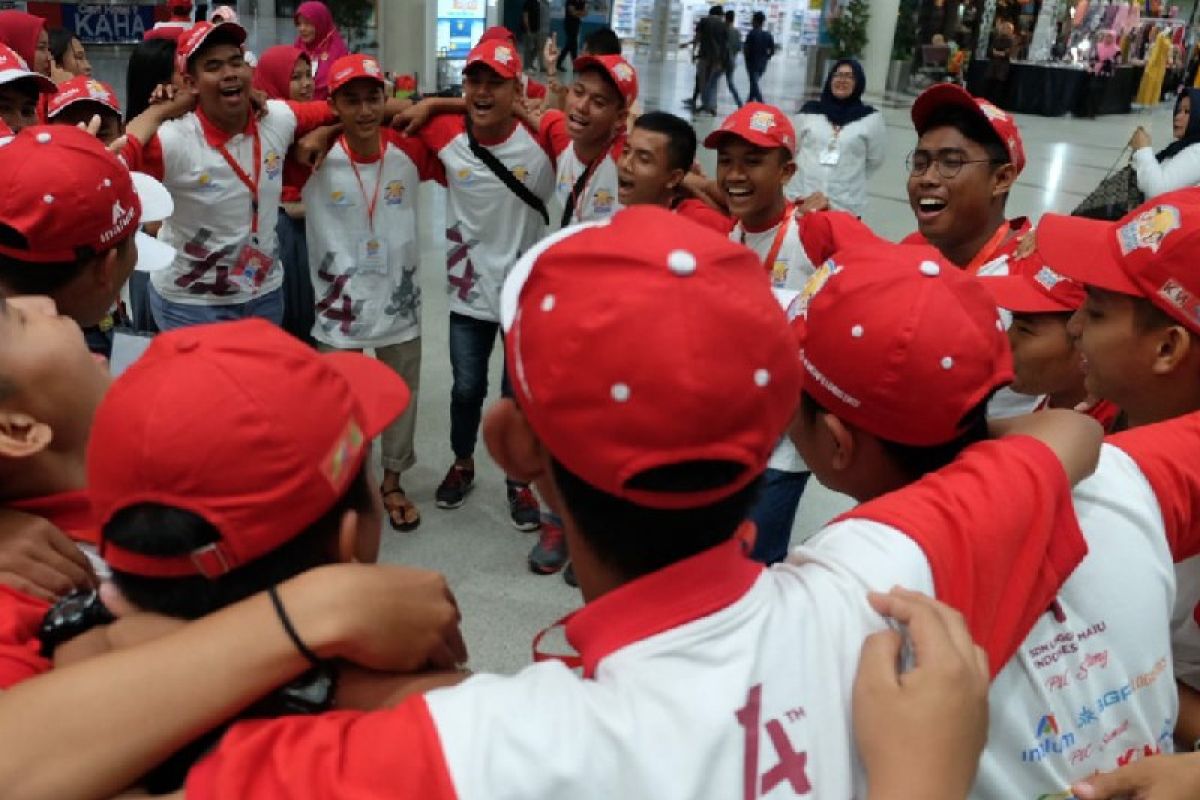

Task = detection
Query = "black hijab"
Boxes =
[1157,88,1200,162]
[799,58,877,128]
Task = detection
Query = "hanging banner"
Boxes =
[64,4,156,44]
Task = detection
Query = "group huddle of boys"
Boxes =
[1,12,1200,800]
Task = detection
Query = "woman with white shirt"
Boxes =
[786,58,887,216]
[1130,88,1200,199]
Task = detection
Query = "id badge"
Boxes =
[358,236,389,275]
[771,260,789,288]
[818,143,840,166]
[232,243,274,289]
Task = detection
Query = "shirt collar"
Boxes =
[565,528,763,678]
[196,106,257,149]
[7,490,99,546]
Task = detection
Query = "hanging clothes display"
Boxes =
[1135,29,1171,104]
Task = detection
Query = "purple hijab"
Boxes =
[293,1,348,100]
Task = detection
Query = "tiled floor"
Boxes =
[93,39,1177,675]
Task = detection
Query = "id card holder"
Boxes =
[357,236,390,275]
[818,143,840,166]
[232,242,274,289]
[770,260,789,288]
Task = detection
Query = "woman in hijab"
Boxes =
[786,58,887,216]
[1130,87,1200,198]
[0,11,49,76]
[1094,30,1119,75]
[294,1,349,100]
[254,45,318,345]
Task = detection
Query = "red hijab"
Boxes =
[0,11,45,70]
[293,1,348,100]
[253,45,309,100]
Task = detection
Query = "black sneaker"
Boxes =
[435,464,474,509]
[507,483,542,532]
[562,561,577,587]
[529,519,568,574]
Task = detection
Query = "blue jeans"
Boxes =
[701,60,722,110]
[148,284,285,331]
[449,312,512,459]
[127,271,159,334]
[277,209,315,346]
[746,65,765,103]
[747,469,811,565]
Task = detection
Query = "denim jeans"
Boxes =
[148,284,285,331]
[747,469,811,565]
[449,312,512,459]
[277,209,316,346]
[126,271,159,334]
[746,65,765,103]
[701,60,723,110]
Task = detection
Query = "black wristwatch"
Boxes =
[38,589,115,658]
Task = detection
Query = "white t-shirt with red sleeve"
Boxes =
[184,436,1084,800]
[415,114,554,323]
[302,132,444,349]
[540,110,624,225]
[124,100,335,307]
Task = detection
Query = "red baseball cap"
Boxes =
[176,21,246,73]
[0,125,175,272]
[47,76,122,119]
[1037,190,1200,334]
[980,251,1086,313]
[573,54,639,106]
[794,244,1013,446]
[704,102,796,156]
[328,53,386,95]
[500,206,803,510]
[91,319,411,579]
[0,42,55,94]
[912,83,1026,177]
[479,25,517,45]
[464,38,522,80]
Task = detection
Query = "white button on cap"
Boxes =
[851,324,864,338]
[754,368,770,387]
[42,194,53,204]
[102,178,112,187]
[611,383,631,402]
[941,356,954,370]
[919,260,941,277]
[541,294,556,312]
[35,132,51,144]
[667,249,697,276]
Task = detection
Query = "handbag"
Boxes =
[1071,146,1144,221]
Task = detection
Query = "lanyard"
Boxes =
[215,123,262,236]
[342,134,386,235]
[963,222,1014,275]
[741,203,794,273]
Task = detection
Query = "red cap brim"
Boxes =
[323,351,412,439]
[981,274,1075,313]
[1037,214,1141,296]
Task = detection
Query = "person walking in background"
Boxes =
[722,10,743,108]
[743,11,774,103]
[684,6,727,115]
[521,0,544,72]
[294,0,349,100]
[788,58,886,216]
[556,0,585,71]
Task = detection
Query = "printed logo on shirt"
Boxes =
[512,165,530,183]
[455,167,475,185]
[1118,204,1181,255]
[329,190,355,207]
[1156,278,1200,327]
[735,684,811,800]
[1020,714,1075,763]
[592,188,615,215]
[196,172,221,191]
[263,149,282,180]
[384,180,406,205]
[770,259,789,288]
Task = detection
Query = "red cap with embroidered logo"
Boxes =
[47,76,122,119]
[981,251,1086,313]
[328,53,386,95]
[0,42,55,94]
[793,244,1013,446]
[89,320,410,579]
[500,206,802,510]
[911,83,1026,177]
[1037,190,1200,335]
[703,102,796,157]
[573,54,639,106]
[464,38,522,80]
[176,21,246,73]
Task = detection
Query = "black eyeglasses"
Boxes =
[906,149,1007,178]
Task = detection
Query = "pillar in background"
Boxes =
[861,0,900,99]
[378,0,435,89]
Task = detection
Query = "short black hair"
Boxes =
[47,27,76,65]
[125,38,177,122]
[582,27,621,56]
[920,104,1009,165]
[0,224,129,296]
[106,465,373,620]
[752,11,766,26]
[551,457,761,581]
[633,111,697,172]
[800,389,995,483]
[709,5,724,15]
[725,10,735,21]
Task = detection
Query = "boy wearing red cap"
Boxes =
[787,242,1200,796]
[303,54,445,533]
[46,75,123,144]
[120,21,346,331]
[146,0,195,41]
[0,205,1100,800]
[0,43,54,133]
[408,38,554,532]
[981,255,1121,429]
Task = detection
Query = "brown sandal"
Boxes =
[381,486,421,532]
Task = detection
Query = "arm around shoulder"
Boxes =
[988,409,1103,487]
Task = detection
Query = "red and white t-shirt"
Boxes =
[186,437,1083,799]
[302,133,443,349]
[124,101,335,306]
[415,115,554,323]
[541,110,624,225]
[672,198,734,234]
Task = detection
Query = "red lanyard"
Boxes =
[741,203,794,273]
[964,222,1013,275]
[341,134,386,235]
[215,123,262,235]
